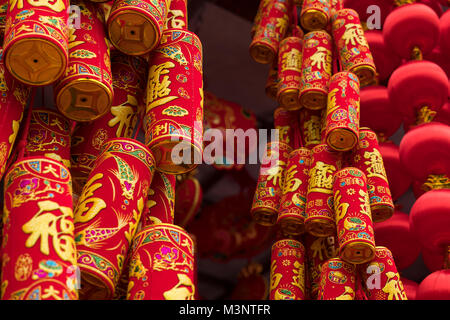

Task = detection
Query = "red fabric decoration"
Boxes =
[361,247,407,300]
[363,30,400,83]
[126,223,196,300]
[317,258,357,300]
[265,61,280,101]
[333,167,375,264]
[108,0,169,55]
[274,107,298,147]
[300,0,331,32]
[378,141,412,201]
[416,270,450,300]
[343,0,393,26]
[300,30,333,111]
[300,108,323,149]
[175,176,202,228]
[419,0,444,17]
[410,189,450,251]
[3,0,69,85]
[269,239,306,300]
[421,245,447,273]
[25,109,72,169]
[0,53,30,180]
[401,277,418,300]
[278,148,312,235]
[383,3,440,59]
[165,0,187,30]
[332,9,376,87]
[1,157,77,300]
[144,29,203,174]
[277,35,303,110]
[74,138,155,299]
[351,128,394,222]
[374,211,421,271]
[305,144,342,236]
[55,0,113,122]
[440,10,450,58]
[325,71,360,152]
[359,86,402,140]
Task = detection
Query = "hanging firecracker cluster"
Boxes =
[249,0,450,301]
[0,0,206,300]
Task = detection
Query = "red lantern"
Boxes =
[360,86,402,141]
[401,277,418,300]
[363,31,401,84]
[441,10,450,58]
[388,61,448,127]
[416,270,450,300]
[378,141,412,201]
[373,211,421,271]
[422,245,448,273]
[419,0,444,17]
[383,3,440,60]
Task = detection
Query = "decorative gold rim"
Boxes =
[350,64,376,88]
[301,9,329,31]
[326,128,358,152]
[340,241,375,265]
[78,266,114,300]
[371,204,394,223]
[305,219,336,237]
[252,208,278,227]
[249,42,276,65]
[279,217,305,236]
[300,90,327,110]
[278,89,301,110]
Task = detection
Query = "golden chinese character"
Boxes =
[74,173,106,224]
[283,165,302,194]
[342,23,368,47]
[364,149,388,182]
[308,161,336,193]
[147,62,177,112]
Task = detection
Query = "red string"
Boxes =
[16,88,36,160]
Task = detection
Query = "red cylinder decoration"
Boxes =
[351,128,394,222]
[333,167,375,264]
[300,0,331,32]
[401,277,418,300]
[304,234,339,299]
[107,0,169,55]
[165,0,188,30]
[274,106,297,147]
[1,157,77,300]
[317,258,357,300]
[249,0,291,65]
[55,0,113,122]
[3,0,69,85]
[70,52,147,194]
[325,71,360,152]
[74,138,155,299]
[251,0,272,39]
[361,246,407,300]
[269,238,306,300]
[331,9,376,87]
[299,30,333,111]
[141,171,176,228]
[0,52,30,180]
[265,61,280,101]
[383,3,440,60]
[300,108,323,149]
[305,143,342,237]
[374,211,421,271]
[378,141,412,201]
[25,109,72,169]
[277,35,303,110]
[416,270,450,300]
[175,176,202,229]
[0,0,6,39]
[278,148,312,235]
[126,223,196,300]
[144,28,203,174]
[252,141,292,226]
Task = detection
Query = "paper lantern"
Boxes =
[3,0,69,85]
[70,52,147,194]
[269,238,306,300]
[144,28,203,174]
[24,109,72,169]
[300,0,331,32]
[331,9,377,87]
[383,3,440,60]
[108,0,169,55]
[388,60,448,127]
[374,211,421,271]
[361,247,407,300]
[416,270,450,300]
[249,0,291,65]
[74,138,155,299]
[1,157,77,300]
[0,51,30,180]
[305,144,342,237]
[379,141,412,201]
[351,128,394,223]
[55,0,113,122]
[359,86,402,141]
[317,258,357,300]
[401,277,418,300]
[333,167,375,264]
[126,223,196,300]
[325,71,360,152]
[277,148,312,235]
[299,30,333,111]
[277,34,303,110]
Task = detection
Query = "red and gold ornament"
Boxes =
[317,257,357,300]
[300,0,331,32]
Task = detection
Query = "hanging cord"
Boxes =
[292,2,300,38]
[293,111,304,149]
